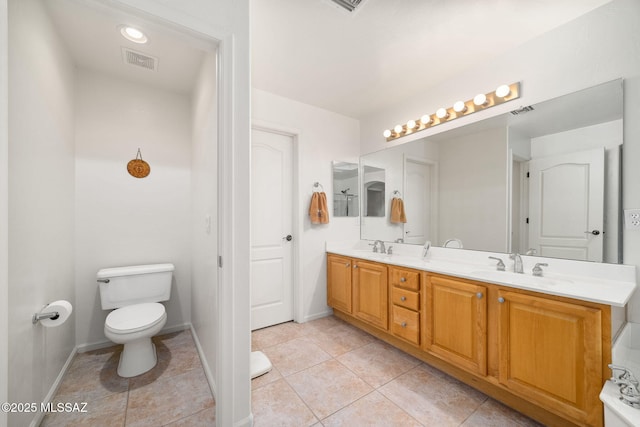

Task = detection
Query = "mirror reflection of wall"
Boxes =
[332,161,359,217]
[359,79,623,265]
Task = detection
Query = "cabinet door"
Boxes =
[425,275,487,375]
[353,260,388,330]
[327,254,352,313]
[497,290,603,427]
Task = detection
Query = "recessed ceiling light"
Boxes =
[119,26,148,44]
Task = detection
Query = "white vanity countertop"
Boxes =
[326,241,637,307]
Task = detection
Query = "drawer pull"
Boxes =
[400,296,407,302]
[498,297,505,303]
[400,277,406,282]
[476,292,483,299]
[401,322,407,328]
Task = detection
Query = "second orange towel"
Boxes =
[390,197,407,223]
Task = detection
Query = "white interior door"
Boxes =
[251,128,294,330]
[403,156,438,245]
[528,148,604,261]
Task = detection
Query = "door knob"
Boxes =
[584,230,601,235]
[284,234,293,241]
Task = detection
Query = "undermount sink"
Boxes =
[469,270,572,287]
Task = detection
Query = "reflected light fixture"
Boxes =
[383,82,520,141]
[120,25,148,44]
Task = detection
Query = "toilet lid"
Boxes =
[105,302,166,334]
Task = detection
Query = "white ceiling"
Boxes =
[251,0,612,119]
[44,0,214,95]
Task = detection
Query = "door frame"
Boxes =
[251,120,302,324]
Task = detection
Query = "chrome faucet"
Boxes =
[510,253,523,273]
[610,364,639,388]
[374,240,386,254]
[422,240,431,258]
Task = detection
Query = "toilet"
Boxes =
[96,263,175,377]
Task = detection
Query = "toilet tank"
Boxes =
[96,263,174,310]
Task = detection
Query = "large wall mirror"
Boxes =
[360,79,624,264]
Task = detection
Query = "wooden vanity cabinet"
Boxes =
[353,260,388,330]
[389,266,421,346]
[424,274,487,375]
[496,289,606,427]
[327,253,388,330]
[327,254,353,313]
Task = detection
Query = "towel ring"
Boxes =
[313,182,324,192]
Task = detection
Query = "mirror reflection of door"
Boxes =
[527,148,605,262]
[403,156,438,244]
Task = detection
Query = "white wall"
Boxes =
[531,120,622,263]
[437,127,509,252]
[74,70,192,347]
[7,0,76,425]
[360,0,640,318]
[252,89,360,322]
[190,51,218,390]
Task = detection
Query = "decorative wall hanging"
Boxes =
[127,148,150,178]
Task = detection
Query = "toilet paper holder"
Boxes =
[32,306,60,324]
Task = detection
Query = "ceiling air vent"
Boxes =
[329,0,366,13]
[121,47,158,72]
[510,105,534,115]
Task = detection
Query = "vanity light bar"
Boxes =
[384,82,521,141]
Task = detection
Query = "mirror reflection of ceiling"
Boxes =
[251,0,612,118]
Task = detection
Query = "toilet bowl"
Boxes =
[97,263,174,378]
[104,302,167,377]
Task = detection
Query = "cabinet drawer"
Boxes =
[391,305,420,345]
[391,287,420,311]
[390,268,420,291]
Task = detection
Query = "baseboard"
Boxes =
[77,323,191,353]
[29,345,78,427]
[235,413,253,427]
[189,324,217,399]
[303,309,333,323]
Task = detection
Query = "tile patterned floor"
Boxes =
[41,330,215,427]
[252,315,544,427]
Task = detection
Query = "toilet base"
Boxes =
[117,338,158,378]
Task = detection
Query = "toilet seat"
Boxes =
[105,302,166,335]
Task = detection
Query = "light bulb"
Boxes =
[394,124,403,134]
[453,101,467,113]
[496,84,511,98]
[421,115,432,125]
[120,25,148,44]
[383,129,392,138]
[436,108,448,119]
[473,93,487,106]
[406,120,417,130]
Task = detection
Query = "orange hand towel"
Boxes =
[309,192,329,224]
[390,197,407,223]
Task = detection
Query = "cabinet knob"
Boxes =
[498,297,505,303]
[476,292,483,299]
[345,262,350,267]
[353,265,358,269]
[401,322,407,328]
[400,277,406,282]
[400,296,407,302]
